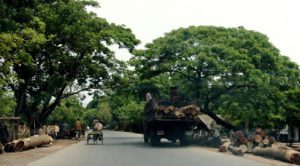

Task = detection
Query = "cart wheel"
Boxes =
[87,134,90,144]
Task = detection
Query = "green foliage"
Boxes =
[83,102,112,126]
[0,90,15,116]
[131,26,300,129]
[0,0,139,129]
[47,96,84,124]
[113,101,144,130]
[284,88,300,126]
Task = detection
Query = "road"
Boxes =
[29,130,269,166]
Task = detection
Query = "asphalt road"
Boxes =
[29,130,269,166]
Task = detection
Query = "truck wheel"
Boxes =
[150,131,160,146]
[144,134,149,143]
[180,135,192,146]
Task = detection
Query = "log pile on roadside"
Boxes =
[218,128,300,165]
[3,135,53,153]
[154,104,201,120]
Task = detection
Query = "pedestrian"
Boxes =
[75,118,82,141]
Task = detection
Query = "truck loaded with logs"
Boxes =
[143,87,203,146]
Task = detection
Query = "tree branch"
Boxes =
[61,87,92,99]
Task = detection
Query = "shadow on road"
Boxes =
[98,137,190,149]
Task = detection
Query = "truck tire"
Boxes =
[150,131,160,146]
[180,134,192,146]
[144,134,149,143]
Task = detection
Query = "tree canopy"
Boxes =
[0,0,139,129]
[131,26,300,129]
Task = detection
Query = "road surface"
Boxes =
[29,130,269,166]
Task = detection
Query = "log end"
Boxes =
[291,153,300,165]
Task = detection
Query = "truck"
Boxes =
[143,99,199,146]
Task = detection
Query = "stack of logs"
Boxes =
[219,128,300,165]
[4,135,53,152]
[155,104,201,120]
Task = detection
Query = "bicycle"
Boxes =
[75,130,81,142]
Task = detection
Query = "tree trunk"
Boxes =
[228,145,243,156]
[247,142,254,153]
[202,109,234,129]
[239,144,248,153]
[255,134,263,143]
[219,142,231,152]
[252,147,300,164]
[19,135,53,151]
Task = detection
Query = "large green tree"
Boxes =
[131,26,299,129]
[0,0,139,130]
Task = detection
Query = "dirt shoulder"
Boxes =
[0,139,75,166]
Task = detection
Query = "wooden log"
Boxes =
[247,135,255,142]
[180,112,186,118]
[293,148,300,152]
[252,147,300,164]
[260,130,267,138]
[254,134,263,143]
[255,127,262,134]
[258,142,265,148]
[22,135,53,150]
[168,106,175,112]
[4,143,14,152]
[239,144,248,153]
[163,107,170,114]
[268,136,276,144]
[174,110,180,117]
[13,139,24,152]
[271,142,292,150]
[190,108,197,115]
[218,142,231,152]
[178,105,198,115]
[228,145,244,156]
[262,138,270,146]
[247,142,254,153]
[3,139,23,152]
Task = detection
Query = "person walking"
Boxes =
[75,119,82,142]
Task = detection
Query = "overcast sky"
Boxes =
[88,0,300,65]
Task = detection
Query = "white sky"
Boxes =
[88,0,300,65]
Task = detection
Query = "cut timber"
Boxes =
[228,145,243,156]
[268,136,276,144]
[202,110,234,129]
[254,134,263,143]
[293,148,300,152]
[174,110,180,117]
[22,135,53,150]
[239,144,248,153]
[219,142,231,152]
[258,142,265,148]
[271,142,292,150]
[12,139,24,152]
[262,138,270,146]
[252,147,300,165]
[255,127,262,134]
[190,108,197,115]
[247,142,254,153]
[260,130,267,138]
[4,139,24,152]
